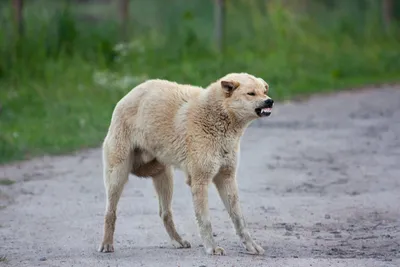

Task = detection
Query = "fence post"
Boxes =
[12,0,24,36]
[214,0,225,53]
[382,0,393,32]
[118,0,129,41]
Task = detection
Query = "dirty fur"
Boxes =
[98,72,274,255]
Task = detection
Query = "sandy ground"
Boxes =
[1,86,400,267]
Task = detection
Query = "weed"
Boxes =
[0,179,15,186]
[0,0,399,164]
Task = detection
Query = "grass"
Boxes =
[0,0,400,164]
[0,179,16,186]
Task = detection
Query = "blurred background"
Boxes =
[0,0,399,164]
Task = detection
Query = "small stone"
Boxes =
[212,233,217,237]
[285,224,294,231]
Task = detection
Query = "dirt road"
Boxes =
[1,86,400,267]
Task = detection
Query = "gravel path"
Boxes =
[1,86,400,267]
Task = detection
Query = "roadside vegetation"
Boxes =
[1,0,399,163]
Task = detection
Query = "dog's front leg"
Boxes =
[214,172,265,255]
[191,180,225,255]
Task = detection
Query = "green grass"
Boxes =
[0,178,15,186]
[0,0,400,164]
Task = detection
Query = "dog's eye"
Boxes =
[247,92,256,96]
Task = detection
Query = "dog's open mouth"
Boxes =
[255,107,272,117]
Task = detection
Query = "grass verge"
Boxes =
[0,0,399,164]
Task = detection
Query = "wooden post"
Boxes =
[300,0,308,13]
[118,0,129,40]
[382,0,393,32]
[12,0,24,36]
[214,0,225,53]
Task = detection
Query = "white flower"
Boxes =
[93,70,148,90]
[113,40,145,60]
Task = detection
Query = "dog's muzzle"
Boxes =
[255,99,274,117]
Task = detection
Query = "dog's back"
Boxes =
[107,79,203,168]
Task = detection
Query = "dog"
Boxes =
[98,72,274,255]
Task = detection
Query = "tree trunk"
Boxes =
[118,0,129,40]
[382,0,393,31]
[12,0,24,36]
[214,0,225,53]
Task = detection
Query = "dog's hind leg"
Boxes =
[152,166,191,249]
[98,139,132,253]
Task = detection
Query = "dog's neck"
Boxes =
[199,85,252,136]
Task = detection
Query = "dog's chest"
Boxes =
[217,139,239,165]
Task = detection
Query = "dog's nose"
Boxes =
[264,99,274,108]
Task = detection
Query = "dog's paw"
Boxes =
[98,243,114,253]
[243,241,264,255]
[206,246,226,256]
[171,239,191,249]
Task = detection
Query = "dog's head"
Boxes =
[216,73,274,120]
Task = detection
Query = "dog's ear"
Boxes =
[264,83,269,94]
[221,80,240,94]
[258,78,269,94]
